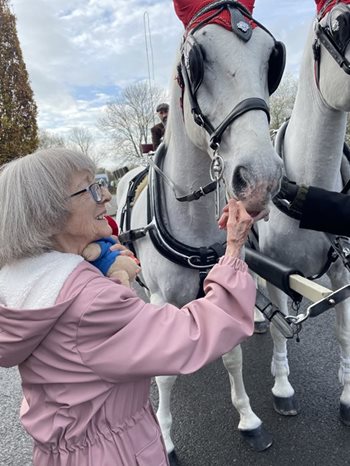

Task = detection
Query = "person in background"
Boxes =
[151,102,169,150]
[0,147,255,466]
[274,176,350,236]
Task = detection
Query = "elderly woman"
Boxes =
[0,148,255,466]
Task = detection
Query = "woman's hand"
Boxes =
[109,240,140,264]
[110,242,134,257]
[218,199,253,258]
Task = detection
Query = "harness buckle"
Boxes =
[194,113,205,127]
[188,255,201,267]
[187,255,214,269]
[209,153,225,182]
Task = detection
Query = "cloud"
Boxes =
[11,0,182,135]
[10,0,317,153]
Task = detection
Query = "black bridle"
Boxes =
[179,0,278,150]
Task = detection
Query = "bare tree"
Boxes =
[87,148,109,169]
[67,126,107,167]
[269,72,298,130]
[99,81,166,162]
[38,129,66,149]
[68,127,94,156]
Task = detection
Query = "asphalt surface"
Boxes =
[1,291,350,465]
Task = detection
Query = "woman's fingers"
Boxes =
[226,200,253,248]
[110,243,135,257]
[218,203,230,229]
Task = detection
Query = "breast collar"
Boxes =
[146,145,226,270]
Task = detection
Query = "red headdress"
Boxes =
[173,0,255,32]
[316,0,350,17]
[104,215,119,236]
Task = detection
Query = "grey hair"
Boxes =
[0,148,95,267]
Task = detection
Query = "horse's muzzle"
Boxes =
[231,165,282,215]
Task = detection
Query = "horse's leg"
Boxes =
[222,345,273,451]
[266,283,299,415]
[148,292,177,455]
[156,375,177,453]
[254,307,269,334]
[329,270,350,426]
[252,273,269,334]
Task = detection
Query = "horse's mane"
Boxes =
[163,48,183,147]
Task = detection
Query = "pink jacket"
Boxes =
[0,255,255,466]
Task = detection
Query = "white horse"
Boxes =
[117,0,284,457]
[258,0,350,422]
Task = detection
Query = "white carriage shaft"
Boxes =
[288,274,332,302]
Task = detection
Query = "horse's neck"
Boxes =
[161,94,224,244]
[284,43,347,190]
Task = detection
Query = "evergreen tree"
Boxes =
[0,0,38,164]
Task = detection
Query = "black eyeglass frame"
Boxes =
[69,178,108,204]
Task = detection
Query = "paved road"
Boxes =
[1,294,350,465]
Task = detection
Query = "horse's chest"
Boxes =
[260,222,331,278]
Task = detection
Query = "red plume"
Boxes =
[173,0,255,29]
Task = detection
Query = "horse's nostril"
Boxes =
[233,166,249,193]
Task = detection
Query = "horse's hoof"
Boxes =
[273,395,299,416]
[254,320,269,334]
[239,424,273,451]
[168,450,179,466]
[340,403,350,426]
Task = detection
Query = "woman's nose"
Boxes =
[102,186,112,203]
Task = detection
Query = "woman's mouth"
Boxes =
[247,207,270,222]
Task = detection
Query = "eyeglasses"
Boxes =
[70,179,108,204]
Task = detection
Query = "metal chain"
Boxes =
[209,151,225,220]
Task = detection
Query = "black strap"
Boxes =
[119,168,149,254]
[196,271,209,298]
[307,246,339,280]
[176,181,217,202]
[188,0,251,29]
[210,98,270,149]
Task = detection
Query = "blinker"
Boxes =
[315,4,350,75]
[328,8,350,54]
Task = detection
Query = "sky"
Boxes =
[9,0,317,168]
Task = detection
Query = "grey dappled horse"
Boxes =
[117,0,284,456]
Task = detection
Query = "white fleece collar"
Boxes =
[0,251,83,309]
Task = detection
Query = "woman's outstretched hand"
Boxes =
[218,199,253,258]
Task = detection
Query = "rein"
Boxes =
[118,145,226,272]
[147,153,217,202]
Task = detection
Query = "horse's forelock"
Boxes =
[173,0,255,28]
